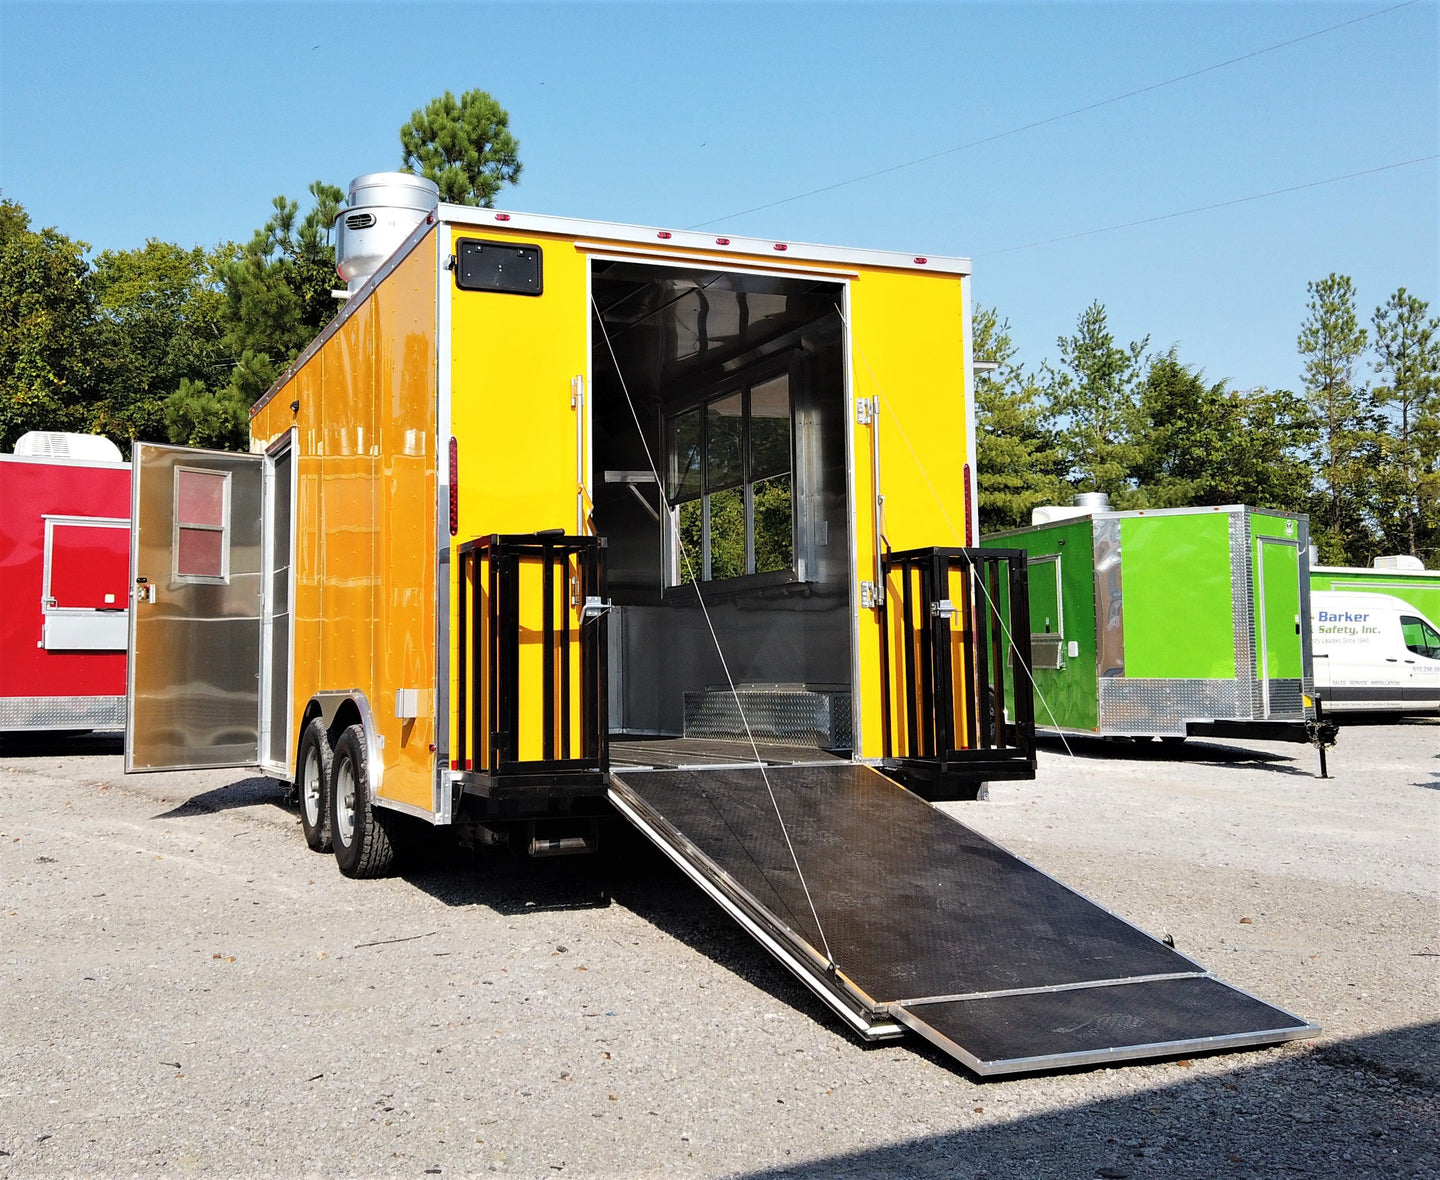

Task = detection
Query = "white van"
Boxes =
[1311,591,1440,712]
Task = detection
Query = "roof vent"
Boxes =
[13,431,123,462]
[1373,554,1425,571]
[334,171,440,294]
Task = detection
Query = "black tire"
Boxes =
[330,723,396,879]
[297,718,333,852]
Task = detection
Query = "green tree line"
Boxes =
[0,89,519,455]
[976,277,1439,567]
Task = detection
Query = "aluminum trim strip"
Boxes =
[439,206,971,274]
[434,223,453,824]
[893,970,1208,1008]
[374,795,443,824]
[0,454,131,472]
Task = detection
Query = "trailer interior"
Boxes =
[589,260,853,749]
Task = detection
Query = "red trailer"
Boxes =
[0,433,131,734]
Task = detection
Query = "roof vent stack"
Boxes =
[333,172,440,295]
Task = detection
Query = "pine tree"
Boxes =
[972,304,1066,532]
[399,89,521,207]
[1297,273,1373,563]
[1370,287,1440,564]
[1044,301,1147,503]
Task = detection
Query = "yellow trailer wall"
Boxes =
[447,228,591,768]
[252,232,440,811]
[847,268,970,758]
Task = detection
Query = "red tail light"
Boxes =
[448,436,459,536]
[962,462,974,546]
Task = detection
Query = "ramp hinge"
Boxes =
[582,596,613,620]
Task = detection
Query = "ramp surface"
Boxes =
[608,762,1315,1076]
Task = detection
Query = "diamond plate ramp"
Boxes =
[608,762,1316,1075]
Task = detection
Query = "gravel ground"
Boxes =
[0,716,1435,1179]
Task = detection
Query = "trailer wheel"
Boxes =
[297,719,333,852]
[330,723,396,879]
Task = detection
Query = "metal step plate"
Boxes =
[897,976,1314,1077]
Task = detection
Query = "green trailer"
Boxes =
[983,502,1316,741]
[1311,559,1440,623]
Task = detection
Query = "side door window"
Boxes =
[1401,615,1440,660]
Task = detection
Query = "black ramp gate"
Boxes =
[607,762,1315,1076]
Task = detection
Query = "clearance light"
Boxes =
[657,231,672,239]
[773,243,789,252]
[494,213,511,222]
[715,237,731,246]
[914,257,928,265]
[448,436,459,536]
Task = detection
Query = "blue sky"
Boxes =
[2,1,1435,394]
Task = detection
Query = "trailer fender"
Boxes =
[309,691,385,804]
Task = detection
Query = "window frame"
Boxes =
[172,465,233,585]
[663,357,800,594]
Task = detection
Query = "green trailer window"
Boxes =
[1026,554,1064,669]
[1401,615,1440,659]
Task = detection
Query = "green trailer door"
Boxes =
[1255,536,1303,715]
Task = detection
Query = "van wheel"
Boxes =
[297,719,333,852]
[330,723,396,878]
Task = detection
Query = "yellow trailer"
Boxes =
[125,176,1315,1075]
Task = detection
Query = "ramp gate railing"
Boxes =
[879,546,1035,790]
[455,533,608,792]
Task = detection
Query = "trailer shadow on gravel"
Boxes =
[735,1021,1440,1179]
[0,731,124,758]
[398,814,849,1032]
[151,775,290,819]
[1035,733,1318,777]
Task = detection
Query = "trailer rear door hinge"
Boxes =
[856,398,875,425]
[582,596,613,620]
[860,581,881,610]
[931,598,956,620]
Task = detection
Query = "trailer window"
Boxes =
[1401,615,1440,659]
[173,467,230,582]
[667,367,794,586]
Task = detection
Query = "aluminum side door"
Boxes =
[127,443,264,772]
